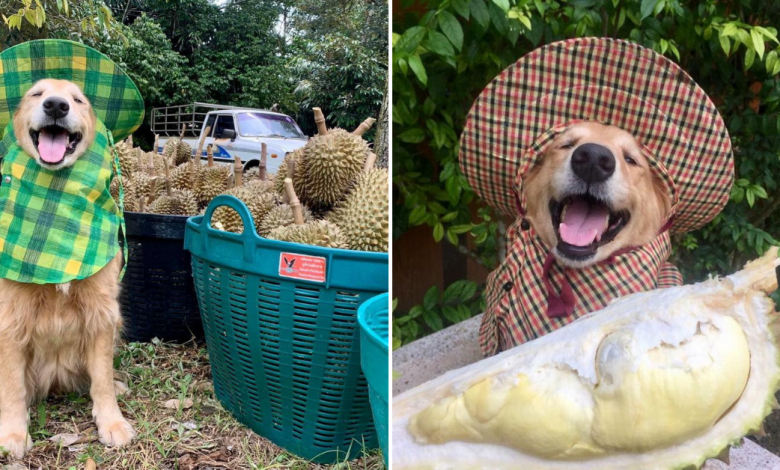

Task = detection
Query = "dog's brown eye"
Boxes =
[560,142,576,149]
[625,155,638,165]
[74,98,84,104]
[30,92,42,97]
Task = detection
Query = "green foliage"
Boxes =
[393,280,484,350]
[1,0,120,46]
[393,0,780,343]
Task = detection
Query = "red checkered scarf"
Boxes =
[479,220,682,356]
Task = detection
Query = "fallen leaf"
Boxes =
[49,433,80,446]
[164,398,193,410]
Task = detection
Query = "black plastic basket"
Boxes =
[120,212,203,343]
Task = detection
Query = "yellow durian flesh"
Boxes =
[394,248,780,470]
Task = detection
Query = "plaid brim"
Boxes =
[459,38,734,233]
[0,40,144,141]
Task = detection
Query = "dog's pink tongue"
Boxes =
[38,129,68,163]
[560,198,609,246]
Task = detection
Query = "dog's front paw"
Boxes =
[96,417,135,448]
[0,431,32,460]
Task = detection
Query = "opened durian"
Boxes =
[299,108,374,207]
[212,156,276,233]
[266,178,347,248]
[195,144,230,207]
[147,156,198,216]
[329,156,387,252]
[393,248,780,470]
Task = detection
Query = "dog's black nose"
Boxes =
[570,143,615,183]
[42,97,70,119]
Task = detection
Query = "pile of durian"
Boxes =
[113,108,388,253]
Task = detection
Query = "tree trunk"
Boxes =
[375,76,389,168]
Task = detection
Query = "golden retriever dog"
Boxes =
[0,79,134,460]
[524,122,671,267]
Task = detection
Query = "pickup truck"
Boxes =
[152,103,308,175]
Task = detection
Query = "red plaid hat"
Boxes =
[460,37,733,233]
[460,38,734,355]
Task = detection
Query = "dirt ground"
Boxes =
[0,340,383,470]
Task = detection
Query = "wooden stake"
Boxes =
[363,152,376,171]
[353,117,376,136]
[260,143,268,181]
[234,156,243,187]
[163,158,172,197]
[207,144,214,167]
[195,125,212,164]
[313,107,328,136]
[284,178,304,225]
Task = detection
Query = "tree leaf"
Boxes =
[438,10,464,51]
[398,128,425,144]
[423,310,444,331]
[492,0,510,12]
[407,54,428,86]
[433,222,444,242]
[395,26,427,54]
[745,47,756,69]
[470,0,490,29]
[640,0,658,20]
[719,34,731,56]
[424,286,439,310]
[423,30,455,57]
[751,28,765,59]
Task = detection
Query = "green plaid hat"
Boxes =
[460,37,733,234]
[0,119,123,284]
[0,40,144,141]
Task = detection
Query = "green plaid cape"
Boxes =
[0,40,144,142]
[0,120,125,284]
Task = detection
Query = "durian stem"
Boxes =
[313,107,328,136]
[284,178,304,225]
[149,177,157,201]
[163,157,172,197]
[148,150,156,177]
[195,125,212,164]
[136,148,143,169]
[139,195,146,213]
[207,144,214,167]
[353,117,376,136]
[234,156,243,187]
[154,134,159,155]
[179,124,186,141]
[127,135,133,147]
[282,158,296,204]
[364,152,377,171]
[260,143,268,181]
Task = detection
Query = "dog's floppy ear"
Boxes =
[651,171,673,225]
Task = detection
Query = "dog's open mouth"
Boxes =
[29,125,82,165]
[550,194,630,260]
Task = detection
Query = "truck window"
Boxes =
[213,115,236,139]
[204,114,216,136]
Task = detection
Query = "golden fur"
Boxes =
[0,79,133,460]
[524,122,671,266]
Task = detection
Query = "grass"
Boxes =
[0,340,384,470]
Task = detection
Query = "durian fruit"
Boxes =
[266,178,347,248]
[163,126,192,165]
[393,249,780,470]
[244,166,263,184]
[211,156,277,233]
[147,155,198,216]
[273,148,307,202]
[195,144,230,208]
[115,137,138,177]
[257,203,313,237]
[329,159,388,252]
[298,108,374,207]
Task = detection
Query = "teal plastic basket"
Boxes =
[184,195,389,463]
[357,293,389,467]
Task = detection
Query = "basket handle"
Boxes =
[201,195,257,262]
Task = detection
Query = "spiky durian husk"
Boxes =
[129,172,156,201]
[329,168,388,252]
[163,138,193,165]
[244,167,263,184]
[211,187,277,233]
[171,163,199,192]
[272,149,309,201]
[195,166,231,207]
[267,219,347,249]
[393,249,780,470]
[244,179,276,195]
[142,152,172,176]
[257,204,313,237]
[147,189,199,216]
[301,129,368,206]
[115,139,138,177]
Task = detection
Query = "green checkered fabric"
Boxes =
[0,119,124,284]
[0,40,144,141]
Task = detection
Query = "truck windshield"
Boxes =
[237,113,305,139]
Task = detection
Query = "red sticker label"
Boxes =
[279,252,326,283]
